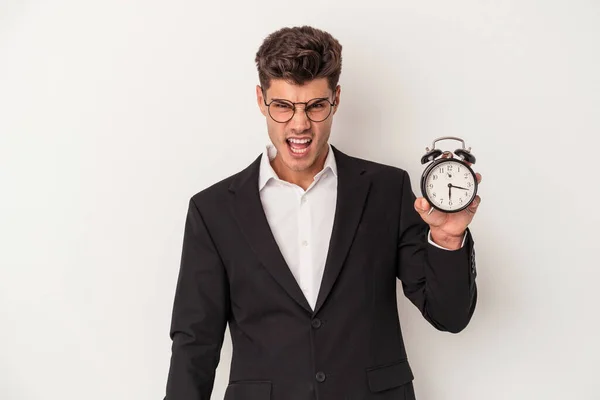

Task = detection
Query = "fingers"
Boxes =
[476,172,482,184]
[466,195,481,215]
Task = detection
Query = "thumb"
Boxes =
[415,197,430,214]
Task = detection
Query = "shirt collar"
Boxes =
[258,142,338,191]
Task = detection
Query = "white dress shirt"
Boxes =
[258,143,465,310]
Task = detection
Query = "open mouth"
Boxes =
[286,138,313,155]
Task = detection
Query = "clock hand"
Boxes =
[449,184,470,190]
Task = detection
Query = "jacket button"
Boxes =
[311,318,322,329]
[315,371,326,382]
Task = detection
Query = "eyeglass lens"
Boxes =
[268,98,332,123]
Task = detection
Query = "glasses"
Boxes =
[262,91,336,123]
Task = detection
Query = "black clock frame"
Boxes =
[420,158,478,213]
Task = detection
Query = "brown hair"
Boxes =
[255,26,342,91]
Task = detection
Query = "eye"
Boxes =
[272,101,293,109]
[307,100,327,110]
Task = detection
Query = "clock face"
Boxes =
[423,159,477,212]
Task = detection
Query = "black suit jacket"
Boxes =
[164,145,477,400]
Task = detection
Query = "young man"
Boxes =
[164,26,482,400]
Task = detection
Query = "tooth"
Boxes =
[289,138,311,143]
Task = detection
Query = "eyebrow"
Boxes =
[270,96,330,102]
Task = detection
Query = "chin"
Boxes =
[284,156,316,172]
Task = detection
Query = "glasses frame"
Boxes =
[262,89,337,123]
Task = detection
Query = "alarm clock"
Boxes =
[420,136,478,213]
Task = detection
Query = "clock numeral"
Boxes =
[440,199,444,204]
[439,167,444,173]
[448,165,453,171]
[428,184,433,189]
[458,166,461,172]
[459,198,463,203]
[467,182,472,187]
[465,192,469,197]
[432,193,436,197]
[432,174,438,180]
[464,173,469,178]
[449,200,453,206]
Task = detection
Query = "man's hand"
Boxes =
[414,153,482,250]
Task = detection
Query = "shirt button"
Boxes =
[311,318,322,329]
[301,196,307,204]
[315,371,326,382]
[302,240,308,247]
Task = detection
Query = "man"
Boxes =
[164,26,481,400]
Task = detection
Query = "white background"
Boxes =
[1,1,599,399]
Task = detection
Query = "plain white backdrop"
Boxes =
[1,1,599,399]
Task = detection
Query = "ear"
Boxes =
[332,85,341,115]
[256,85,267,117]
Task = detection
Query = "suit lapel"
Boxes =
[229,154,313,314]
[229,145,371,316]
[313,146,371,314]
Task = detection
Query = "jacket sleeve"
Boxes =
[396,170,477,333]
[164,197,230,399]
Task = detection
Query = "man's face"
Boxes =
[256,78,340,174]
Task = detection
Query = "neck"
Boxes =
[270,146,329,191]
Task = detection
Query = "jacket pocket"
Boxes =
[224,380,272,400]
[366,358,414,393]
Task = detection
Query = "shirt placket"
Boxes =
[297,189,313,308]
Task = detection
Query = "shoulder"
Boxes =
[332,147,417,201]
[189,153,261,211]
[335,146,409,181]
[190,174,235,208]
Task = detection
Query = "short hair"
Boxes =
[255,26,342,92]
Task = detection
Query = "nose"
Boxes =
[289,105,311,134]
